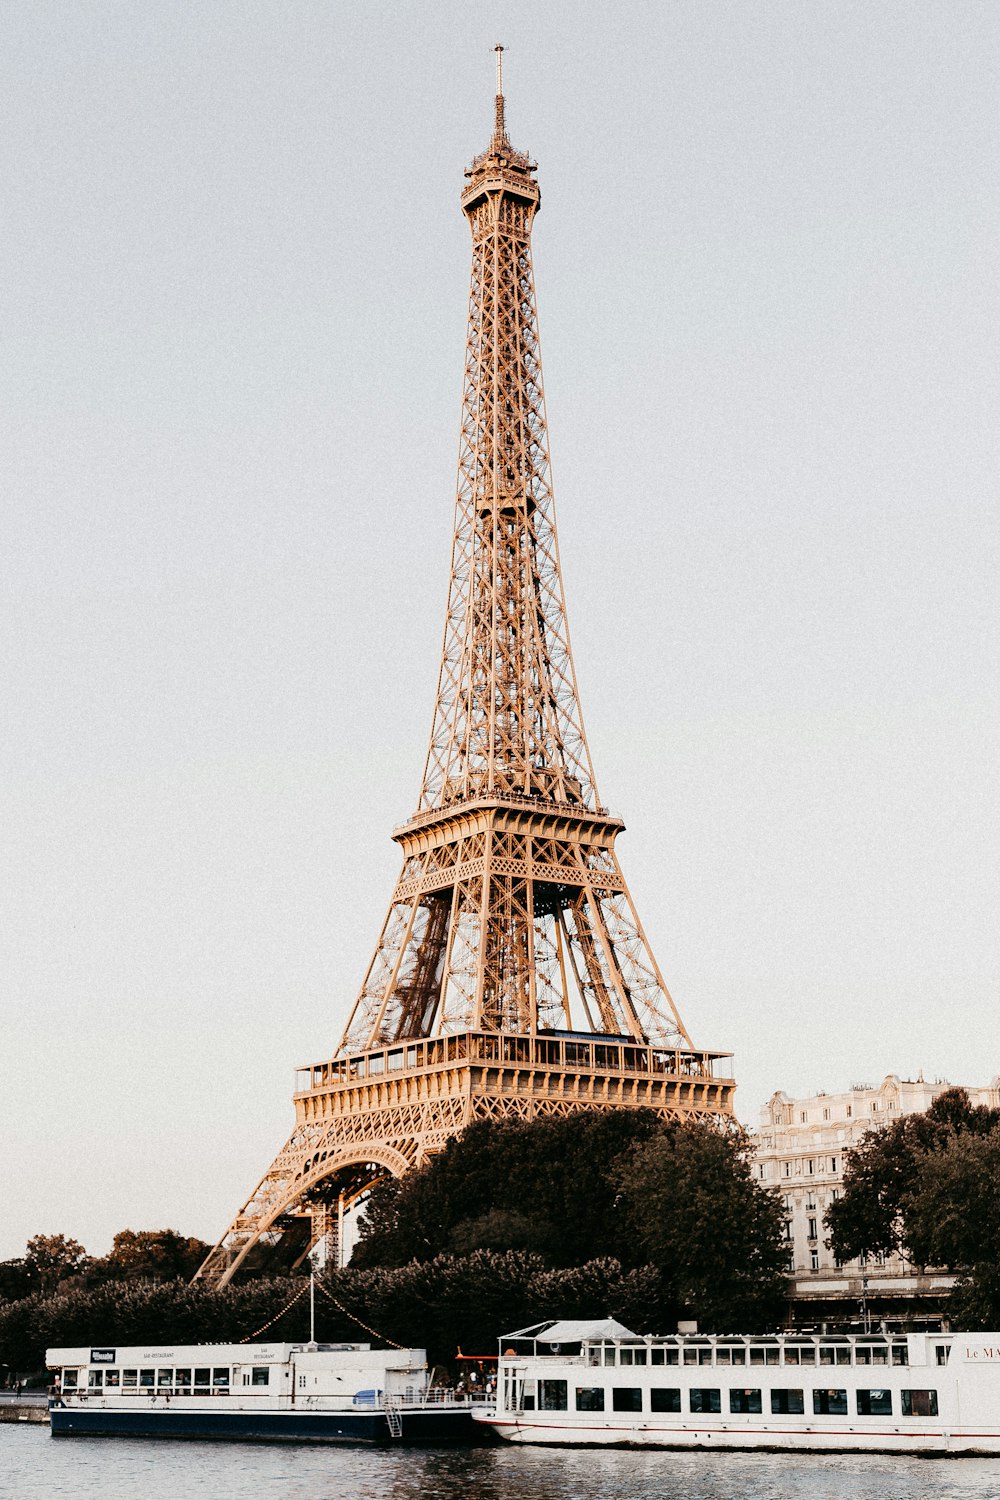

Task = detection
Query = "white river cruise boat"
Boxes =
[474,1318,1000,1455]
[45,1341,476,1444]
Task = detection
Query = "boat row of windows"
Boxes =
[63,1367,269,1393]
[585,1343,910,1368]
[526,1382,939,1418]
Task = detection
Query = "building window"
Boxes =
[810,1250,820,1271]
[783,1162,791,1178]
[823,1108,830,1120]
[690,1389,721,1414]
[650,1388,681,1412]
[830,1158,837,1173]
[800,1112,807,1123]
[846,1105,852,1118]
[612,1388,642,1412]
[857,1389,892,1416]
[771,1389,804,1414]
[808,1218,818,1240]
[251,1368,269,1387]
[575,1387,605,1411]
[807,1159,815,1175]
[729,1388,762,1414]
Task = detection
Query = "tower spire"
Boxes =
[494,42,506,142]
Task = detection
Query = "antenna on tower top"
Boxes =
[494,42,506,141]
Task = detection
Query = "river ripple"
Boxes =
[3,1426,1000,1500]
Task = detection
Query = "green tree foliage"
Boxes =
[99,1229,210,1283]
[23,1235,88,1295]
[826,1088,1000,1264]
[0,1254,663,1374]
[612,1124,789,1331]
[355,1111,668,1269]
[354,1111,787,1332]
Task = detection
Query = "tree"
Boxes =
[99,1229,211,1282]
[353,1110,665,1269]
[826,1088,1000,1265]
[24,1235,88,1295]
[613,1122,789,1331]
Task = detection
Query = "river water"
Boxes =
[3,1428,1000,1500]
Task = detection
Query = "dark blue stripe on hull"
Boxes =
[49,1407,476,1445]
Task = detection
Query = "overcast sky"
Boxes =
[2,2,997,1261]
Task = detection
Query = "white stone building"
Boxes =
[754,1074,1000,1311]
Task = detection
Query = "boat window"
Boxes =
[783,1349,800,1365]
[664,1349,679,1366]
[729,1388,762,1414]
[632,1349,647,1366]
[870,1346,888,1365]
[812,1388,848,1415]
[650,1348,665,1366]
[575,1387,605,1411]
[730,1348,746,1366]
[122,1370,137,1390]
[683,1348,699,1365]
[855,1347,872,1364]
[586,1348,601,1367]
[104,1370,120,1387]
[140,1370,155,1389]
[87,1370,104,1390]
[902,1389,938,1417]
[935,1345,950,1366]
[62,1371,78,1390]
[213,1368,230,1388]
[602,1347,616,1367]
[771,1388,804,1414]
[698,1350,712,1366]
[749,1348,764,1365]
[175,1369,191,1391]
[650,1388,681,1412]
[619,1348,633,1366]
[891,1346,909,1366]
[612,1387,642,1413]
[819,1347,835,1365]
[689,1388,721,1414]
[194,1369,211,1389]
[252,1368,269,1387]
[157,1369,172,1389]
[716,1349,732,1365]
[798,1348,816,1365]
[522,1380,536,1411]
[539,1380,567,1412]
[856,1388,892,1416]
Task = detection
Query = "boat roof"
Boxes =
[502,1319,637,1344]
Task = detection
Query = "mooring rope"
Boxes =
[239,1280,310,1342]
[316,1277,406,1350]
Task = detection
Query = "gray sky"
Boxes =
[2,2,997,1261]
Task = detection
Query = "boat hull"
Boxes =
[50,1403,477,1445]
[476,1414,1000,1456]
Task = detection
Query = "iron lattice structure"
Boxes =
[198,56,735,1287]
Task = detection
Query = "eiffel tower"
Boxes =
[197,50,735,1286]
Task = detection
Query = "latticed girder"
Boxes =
[420,104,595,814]
[336,806,695,1053]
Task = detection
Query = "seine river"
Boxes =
[3,1428,1000,1500]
